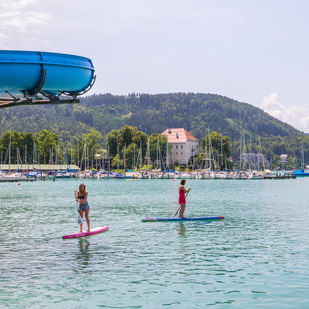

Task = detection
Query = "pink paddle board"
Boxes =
[62,226,109,239]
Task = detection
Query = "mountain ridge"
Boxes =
[0,92,304,142]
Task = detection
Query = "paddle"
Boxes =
[174,190,190,217]
[74,191,83,225]
[77,201,84,225]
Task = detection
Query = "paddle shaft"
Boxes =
[75,191,84,225]
[174,190,190,217]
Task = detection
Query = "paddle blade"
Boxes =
[76,201,83,225]
[78,213,83,225]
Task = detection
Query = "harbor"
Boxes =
[1,127,307,183]
[0,167,300,182]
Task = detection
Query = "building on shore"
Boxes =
[161,128,199,165]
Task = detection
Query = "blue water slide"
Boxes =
[0,50,95,101]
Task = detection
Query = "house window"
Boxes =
[176,145,178,149]
[176,152,178,155]
[181,145,183,149]
[181,152,183,155]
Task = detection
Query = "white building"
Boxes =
[280,154,288,163]
[161,128,199,165]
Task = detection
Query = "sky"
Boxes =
[1,0,309,132]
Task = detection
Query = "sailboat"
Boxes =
[292,141,309,176]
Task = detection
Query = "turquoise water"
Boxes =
[1,178,309,308]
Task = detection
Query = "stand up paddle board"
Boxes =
[141,216,224,222]
[62,226,109,239]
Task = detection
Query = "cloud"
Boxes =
[0,0,52,47]
[299,116,309,133]
[0,0,36,12]
[261,92,309,133]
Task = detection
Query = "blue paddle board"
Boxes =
[141,216,224,222]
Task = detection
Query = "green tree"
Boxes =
[132,131,148,155]
[0,131,36,165]
[124,143,136,170]
[201,132,230,157]
[0,131,12,163]
[106,129,120,157]
[35,129,59,164]
[117,125,138,147]
[200,131,230,169]
[82,129,103,154]
[149,133,167,167]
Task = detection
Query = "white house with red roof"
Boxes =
[161,128,199,165]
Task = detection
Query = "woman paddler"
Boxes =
[178,179,191,218]
[74,183,90,232]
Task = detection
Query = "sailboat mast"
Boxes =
[77,141,80,167]
[108,145,110,172]
[9,133,11,173]
[133,144,136,172]
[208,128,213,170]
[139,140,142,172]
[117,145,119,172]
[220,133,223,168]
[147,138,150,168]
[166,141,169,170]
[243,132,246,170]
[301,140,304,170]
[124,143,126,172]
[239,134,242,171]
[84,139,87,171]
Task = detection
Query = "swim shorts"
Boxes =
[79,201,90,211]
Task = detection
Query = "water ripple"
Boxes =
[1,179,309,308]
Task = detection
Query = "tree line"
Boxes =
[1,126,309,170]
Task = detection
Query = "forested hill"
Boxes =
[0,92,303,142]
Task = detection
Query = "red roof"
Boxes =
[161,128,198,143]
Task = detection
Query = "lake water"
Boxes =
[1,177,309,308]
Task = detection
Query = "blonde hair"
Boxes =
[78,183,87,195]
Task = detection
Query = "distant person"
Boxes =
[75,183,90,232]
[178,179,191,218]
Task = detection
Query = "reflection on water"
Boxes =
[77,238,91,265]
[176,222,187,238]
[71,238,93,278]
